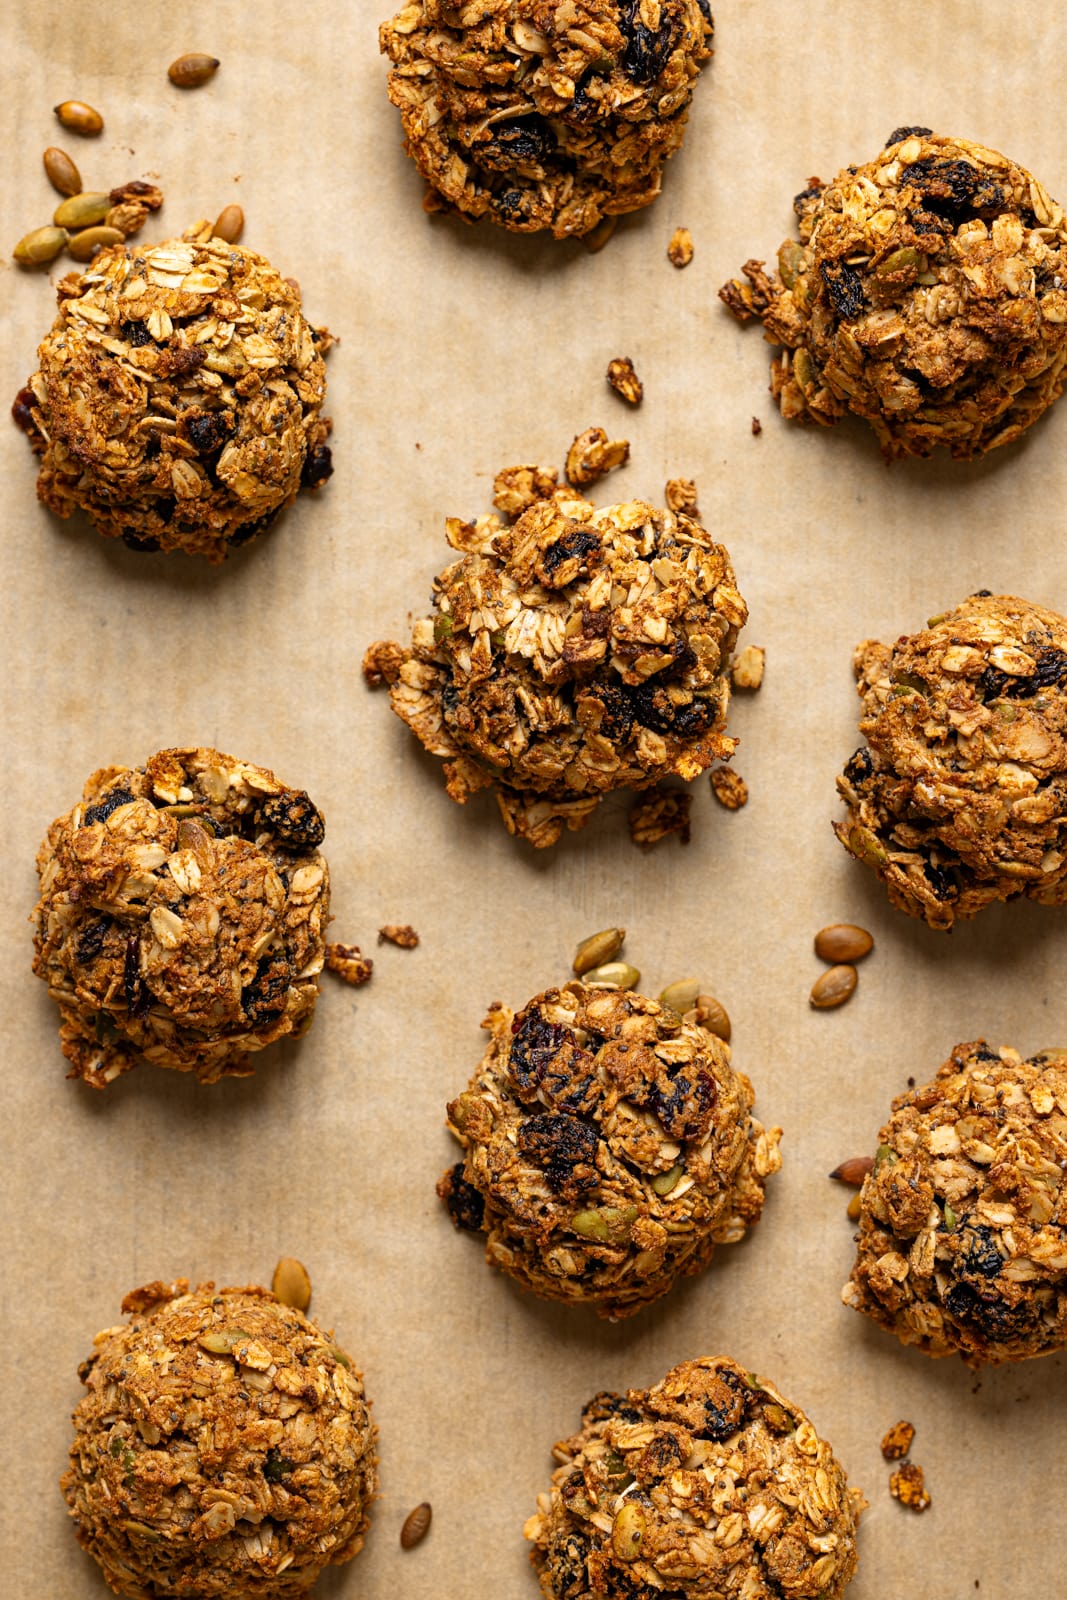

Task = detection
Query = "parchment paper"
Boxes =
[3,4,1066,1597]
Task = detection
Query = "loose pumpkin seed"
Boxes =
[168,53,220,88]
[693,995,731,1042]
[54,191,111,229]
[13,225,68,265]
[43,146,82,196]
[572,926,625,976]
[271,1256,311,1311]
[67,225,124,262]
[659,978,699,1015]
[54,100,104,135]
[213,203,244,243]
[809,964,858,1010]
[814,923,873,963]
[583,960,640,990]
[400,1502,432,1550]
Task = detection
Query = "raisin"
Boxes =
[571,74,596,122]
[546,1530,590,1600]
[972,1045,1001,1062]
[649,1064,717,1140]
[509,1008,574,1101]
[696,0,713,20]
[75,918,111,963]
[821,259,865,319]
[263,1449,294,1482]
[439,1161,485,1231]
[943,1281,1037,1340]
[257,789,325,849]
[581,682,634,744]
[182,410,232,455]
[540,1042,599,1116]
[541,527,601,576]
[483,116,556,170]
[121,531,162,554]
[494,190,524,218]
[923,858,959,900]
[793,183,825,217]
[980,646,1067,702]
[582,1392,642,1427]
[885,125,933,146]
[901,158,1005,215]
[620,2,677,84]
[627,679,714,738]
[123,935,151,1019]
[701,1369,746,1439]
[516,1112,599,1196]
[843,746,875,785]
[636,1431,687,1481]
[11,387,36,433]
[971,588,993,598]
[241,951,291,1028]
[121,321,153,348]
[960,1224,1003,1279]
[83,787,136,826]
[228,508,281,548]
[300,443,333,490]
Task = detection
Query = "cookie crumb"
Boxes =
[668,226,694,268]
[565,427,629,488]
[607,356,643,406]
[880,1420,915,1461]
[664,476,699,517]
[732,645,765,691]
[751,416,762,435]
[378,924,419,949]
[493,464,559,520]
[630,790,692,848]
[889,1461,930,1512]
[325,944,374,986]
[362,640,405,688]
[711,768,748,810]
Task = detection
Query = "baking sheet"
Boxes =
[3,3,1067,1596]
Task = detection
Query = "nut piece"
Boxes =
[572,928,625,976]
[664,476,700,516]
[710,767,748,810]
[64,1281,376,1595]
[668,226,694,267]
[53,192,111,229]
[272,1256,312,1311]
[66,224,125,262]
[440,987,782,1317]
[830,1156,874,1186]
[526,1356,863,1597]
[880,1420,915,1461]
[54,100,103,135]
[378,924,419,949]
[213,203,244,244]
[692,994,731,1042]
[889,1462,930,1512]
[399,1502,432,1550]
[168,53,220,88]
[325,943,373,987]
[43,147,82,197]
[607,356,643,406]
[810,964,858,1010]
[565,426,630,489]
[732,645,765,691]
[13,225,68,266]
[815,924,874,963]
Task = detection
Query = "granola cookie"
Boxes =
[15,222,332,560]
[365,488,746,847]
[33,748,330,1087]
[843,1042,1067,1365]
[63,1280,377,1598]
[719,129,1067,459]
[379,1,713,239]
[834,592,1067,929]
[438,983,781,1317]
[525,1356,864,1597]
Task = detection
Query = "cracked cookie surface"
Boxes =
[380,1,713,238]
[34,747,330,1086]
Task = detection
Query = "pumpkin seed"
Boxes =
[400,1502,432,1550]
[54,100,104,135]
[168,53,220,88]
[13,225,68,265]
[659,978,699,1015]
[271,1256,311,1311]
[873,1143,899,1175]
[809,964,858,1010]
[583,960,640,990]
[651,1163,683,1196]
[814,923,873,963]
[43,146,82,196]
[572,926,625,976]
[67,225,124,262]
[213,203,244,244]
[612,1502,647,1561]
[693,995,731,1042]
[54,191,111,229]
[846,1193,863,1221]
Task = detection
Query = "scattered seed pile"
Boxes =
[63,1280,377,1598]
[525,1356,864,1598]
[15,222,332,560]
[720,129,1067,459]
[438,982,781,1317]
[33,747,330,1087]
[843,1040,1067,1365]
[363,478,746,847]
[379,0,714,239]
[834,592,1067,929]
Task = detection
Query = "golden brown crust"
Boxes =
[18,224,332,560]
[525,1356,863,1598]
[439,984,781,1317]
[720,131,1067,459]
[834,592,1067,928]
[33,748,329,1086]
[63,1281,377,1597]
[843,1041,1067,1366]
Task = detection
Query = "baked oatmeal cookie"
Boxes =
[63,1280,376,1598]
[438,982,781,1317]
[14,222,332,560]
[843,1041,1067,1365]
[33,747,330,1086]
[379,1,714,239]
[720,130,1067,459]
[365,486,746,847]
[525,1356,864,1597]
[834,592,1067,928]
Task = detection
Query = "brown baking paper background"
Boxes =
[4,3,1067,1596]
